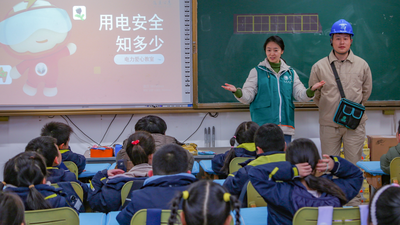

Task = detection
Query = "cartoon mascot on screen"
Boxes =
[0,0,76,97]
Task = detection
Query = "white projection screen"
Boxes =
[0,0,192,110]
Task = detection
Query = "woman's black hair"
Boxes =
[220,121,259,174]
[286,138,347,205]
[0,192,25,225]
[263,35,285,52]
[0,151,52,210]
[368,185,400,225]
[126,131,156,166]
[398,120,400,134]
[168,180,241,225]
[135,115,168,135]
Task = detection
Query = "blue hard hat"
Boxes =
[329,19,354,36]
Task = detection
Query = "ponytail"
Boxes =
[305,175,347,205]
[126,131,156,164]
[220,136,237,174]
[168,192,183,225]
[229,194,241,225]
[25,185,52,210]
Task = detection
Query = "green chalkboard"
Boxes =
[197,0,400,105]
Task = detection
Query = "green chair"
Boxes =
[390,157,400,184]
[229,157,254,174]
[130,209,182,225]
[293,207,363,225]
[246,181,267,207]
[25,207,79,225]
[51,181,84,202]
[63,161,79,180]
[121,181,133,206]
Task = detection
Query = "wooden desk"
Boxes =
[356,161,389,197]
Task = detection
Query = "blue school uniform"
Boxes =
[87,169,147,213]
[5,184,73,211]
[60,147,86,174]
[116,173,197,225]
[211,143,257,175]
[248,156,363,225]
[47,167,89,200]
[223,151,285,196]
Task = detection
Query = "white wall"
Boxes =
[0,109,398,180]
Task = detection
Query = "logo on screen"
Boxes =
[0,66,12,85]
[73,6,86,21]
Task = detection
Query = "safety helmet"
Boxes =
[329,19,354,36]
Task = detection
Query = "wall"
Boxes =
[0,109,398,180]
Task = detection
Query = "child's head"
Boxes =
[368,184,400,225]
[135,115,167,135]
[168,180,240,225]
[152,144,188,175]
[286,138,347,204]
[126,131,156,165]
[0,192,25,225]
[40,121,73,149]
[25,136,61,167]
[1,151,52,210]
[254,123,285,153]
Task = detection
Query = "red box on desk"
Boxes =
[90,147,113,158]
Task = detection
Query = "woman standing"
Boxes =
[222,36,325,143]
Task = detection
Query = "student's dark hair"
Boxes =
[40,121,73,146]
[152,144,188,175]
[368,185,400,225]
[221,121,259,174]
[263,35,285,52]
[254,123,285,152]
[135,115,168,135]
[0,151,52,210]
[398,120,400,135]
[168,180,240,225]
[0,192,25,225]
[286,138,347,205]
[25,136,59,167]
[126,131,156,165]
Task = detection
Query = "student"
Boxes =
[248,138,363,225]
[223,123,286,197]
[87,131,155,212]
[222,35,325,143]
[380,120,400,174]
[212,121,259,176]
[116,144,197,225]
[25,136,88,201]
[168,180,241,225]
[0,151,71,211]
[41,121,86,174]
[116,115,193,171]
[369,184,400,225]
[0,192,25,225]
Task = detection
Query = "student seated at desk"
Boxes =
[0,152,75,212]
[223,123,286,196]
[211,121,259,176]
[380,120,400,174]
[116,115,194,172]
[117,144,197,225]
[0,192,25,225]
[87,131,155,212]
[25,136,88,201]
[41,121,86,174]
[248,138,363,225]
[168,180,241,225]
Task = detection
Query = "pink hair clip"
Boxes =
[132,140,140,145]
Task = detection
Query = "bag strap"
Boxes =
[328,56,346,98]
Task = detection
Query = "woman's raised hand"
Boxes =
[221,83,237,92]
[311,80,326,91]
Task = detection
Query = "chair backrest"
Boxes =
[63,161,79,179]
[390,157,400,184]
[246,181,267,207]
[51,181,84,202]
[229,157,254,174]
[130,209,182,225]
[121,181,133,206]
[25,207,79,225]
[293,207,362,225]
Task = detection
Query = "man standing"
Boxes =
[309,19,372,165]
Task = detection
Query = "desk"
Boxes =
[79,212,107,225]
[79,163,111,178]
[199,160,216,174]
[213,179,225,186]
[106,211,120,225]
[356,161,388,197]
[192,161,200,175]
[231,207,268,225]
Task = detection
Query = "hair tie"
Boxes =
[223,193,231,202]
[233,136,236,139]
[182,190,189,200]
[370,183,400,225]
[29,184,35,189]
[1,181,6,186]
[131,140,140,145]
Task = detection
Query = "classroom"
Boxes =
[0,0,399,224]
